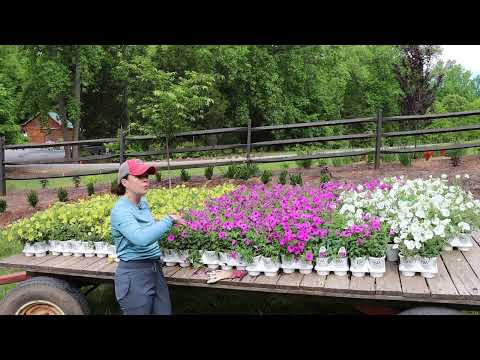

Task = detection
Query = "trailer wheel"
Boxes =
[397,306,463,315]
[0,276,90,315]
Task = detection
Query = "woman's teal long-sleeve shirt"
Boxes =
[110,196,173,261]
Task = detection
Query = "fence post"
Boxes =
[0,137,5,196]
[374,109,383,170]
[246,118,252,164]
[119,126,126,164]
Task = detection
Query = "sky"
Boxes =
[440,45,480,77]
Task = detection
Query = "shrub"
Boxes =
[40,179,48,189]
[331,158,344,167]
[72,176,81,188]
[236,163,259,180]
[155,171,162,182]
[447,149,464,167]
[205,165,214,180]
[0,199,7,213]
[57,188,68,202]
[279,170,288,185]
[27,190,39,208]
[225,165,239,179]
[180,169,191,182]
[261,170,272,184]
[320,173,330,184]
[399,153,412,167]
[289,173,303,186]
[296,158,313,169]
[87,182,95,196]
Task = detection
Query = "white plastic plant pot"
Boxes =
[162,249,180,267]
[70,240,83,257]
[442,243,453,251]
[107,245,117,261]
[399,254,418,277]
[457,234,473,252]
[314,256,330,276]
[419,257,438,278]
[177,250,190,267]
[94,242,108,258]
[298,260,314,275]
[61,241,73,256]
[386,244,399,262]
[332,257,349,276]
[231,255,248,271]
[280,255,296,274]
[368,256,386,278]
[33,242,48,257]
[350,257,368,277]
[200,251,219,269]
[218,252,233,270]
[48,241,61,256]
[22,243,35,257]
[261,256,280,277]
[246,256,263,276]
[82,242,95,257]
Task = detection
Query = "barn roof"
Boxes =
[21,112,74,129]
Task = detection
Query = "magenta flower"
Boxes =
[219,232,226,239]
[287,245,295,254]
[305,251,313,262]
[167,234,175,242]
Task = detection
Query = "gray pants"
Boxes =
[114,259,172,315]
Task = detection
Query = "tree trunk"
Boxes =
[58,95,71,160]
[72,54,81,161]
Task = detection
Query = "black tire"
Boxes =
[397,306,463,315]
[0,276,90,315]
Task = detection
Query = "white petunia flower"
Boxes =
[464,174,470,179]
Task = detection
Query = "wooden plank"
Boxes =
[442,250,480,299]
[251,133,375,148]
[375,262,403,296]
[68,256,106,271]
[99,262,118,275]
[426,257,459,299]
[252,117,375,132]
[252,149,373,164]
[6,169,118,181]
[276,272,304,289]
[83,258,110,274]
[0,254,34,267]
[300,273,327,290]
[48,256,86,269]
[384,124,480,138]
[253,274,281,288]
[5,137,118,149]
[170,267,198,282]
[400,275,430,298]
[461,238,480,280]
[472,231,480,246]
[382,142,480,154]
[324,273,351,293]
[349,275,376,294]
[5,153,118,165]
[383,109,480,123]
[163,266,182,278]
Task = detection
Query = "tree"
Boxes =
[394,45,445,130]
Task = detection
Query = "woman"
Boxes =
[111,159,185,315]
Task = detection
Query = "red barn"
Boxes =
[21,112,74,144]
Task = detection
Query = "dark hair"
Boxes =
[113,175,128,196]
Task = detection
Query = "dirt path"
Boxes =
[1,155,478,228]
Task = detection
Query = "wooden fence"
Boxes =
[1,109,480,195]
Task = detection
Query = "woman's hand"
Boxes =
[169,214,187,226]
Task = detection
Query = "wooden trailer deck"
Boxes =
[1,232,480,307]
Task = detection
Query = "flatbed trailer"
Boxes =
[1,233,480,315]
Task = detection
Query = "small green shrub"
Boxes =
[57,188,68,202]
[236,163,259,180]
[27,190,39,208]
[87,182,95,196]
[72,176,81,188]
[180,168,191,182]
[225,165,239,179]
[296,158,313,169]
[155,171,162,182]
[40,179,48,189]
[279,170,288,185]
[261,170,272,184]
[0,199,7,213]
[331,157,344,167]
[289,173,303,186]
[399,153,412,167]
[205,165,214,180]
[447,149,464,167]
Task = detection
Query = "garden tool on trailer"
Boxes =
[206,269,247,284]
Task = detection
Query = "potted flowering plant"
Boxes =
[346,236,368,278]
[363,221,388,277]
[398,242,420,277]
[418,238,443,278]
[314,244,330,275]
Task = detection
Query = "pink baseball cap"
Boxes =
[118,159,156,184]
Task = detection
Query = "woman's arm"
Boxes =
[112,209,173,247]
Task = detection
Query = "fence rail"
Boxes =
[1,109,480,195]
